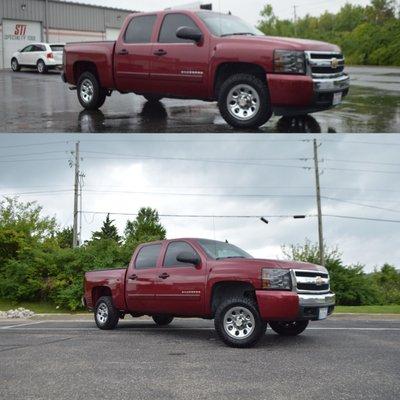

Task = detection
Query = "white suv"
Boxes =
[11,43,65,74]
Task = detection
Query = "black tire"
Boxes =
[77,71,107,110]
[214,297,267,348]
[269,320,309,336]
[11,58,21,72]
[152,315,174,326]
[37,59,48,74]
[94,296,119,330]
[218,73,272,129]
[144,95,163,102]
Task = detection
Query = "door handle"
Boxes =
[128,274,138,280]
[154,49,167,56]
[158,272,170,279]
[118,49,129,55]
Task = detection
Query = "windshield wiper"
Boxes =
[220,32,256,37]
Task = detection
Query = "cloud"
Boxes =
[0,133,399,272]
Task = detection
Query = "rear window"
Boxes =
[124,15,157,43]
[50,45,64,52]
[135,244,161,269]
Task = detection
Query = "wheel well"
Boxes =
[92,286,112,306]
[73,61,99,85]
[211,281,257,316]
[214,62,267,98]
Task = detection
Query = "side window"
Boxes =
[124,15,157,44]
[21,45,33,52]
[135,244,161,269]
[159,13,200,43]
[163,242,199,268]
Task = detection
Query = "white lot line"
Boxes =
[0,320,44,330]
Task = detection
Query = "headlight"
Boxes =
[261,268,292,290]
[274,50,306,74]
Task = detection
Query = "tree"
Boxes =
[56,226,73,249]
[91,214,121,243]
[124,207,166,243]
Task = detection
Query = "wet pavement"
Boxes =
[0,66,399,133]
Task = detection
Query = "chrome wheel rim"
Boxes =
[227,84,260,121]
[38,62,44,73]
[96,303,108,324]
[223,306,255,339]
[11,60,17,70]
[80,78,94,103]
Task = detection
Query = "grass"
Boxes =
[335,305,400,314]
[0,299,85,314]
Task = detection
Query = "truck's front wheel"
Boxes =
[218,73,272,129]
[269,320,309,336]
[214,297,266,348]
[77,72,107,110]
[94,296,119,330]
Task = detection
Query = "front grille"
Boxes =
[294,270,330,294]
[305,51,346,79]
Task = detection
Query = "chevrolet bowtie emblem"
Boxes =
[315,276,324,286]
[331,58,339,69]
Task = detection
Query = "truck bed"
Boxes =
[84,267,126,310]
[64,41,116,88]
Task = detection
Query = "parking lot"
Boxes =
[0,315,399,399]
[0,66,399,133]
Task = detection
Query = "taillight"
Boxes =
[46,52,54,59]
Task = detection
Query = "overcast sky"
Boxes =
[0,133,399,272]
[68,0,372,25]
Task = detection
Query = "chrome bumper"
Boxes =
[299,292,336,307]
[313,74,350,93]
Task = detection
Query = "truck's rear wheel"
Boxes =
[214,297,266,348]
[152,315,174,326]
[77,71,107,110]
[269,320,309,336]
[37,59,48,74]
[218,73,272,129]
[94,296,119,330]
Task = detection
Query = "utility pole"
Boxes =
[313,139,324,266]
[293,5,298,36]
[72,142,80,248]
[44,0,49,42]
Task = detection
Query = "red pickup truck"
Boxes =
[83,238,335,347]
[62,10,349,129]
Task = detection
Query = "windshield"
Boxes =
[196,11,264,37]
[197,239,253,260]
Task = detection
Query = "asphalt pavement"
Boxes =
[0,316,399,399]
[0,66,399,133]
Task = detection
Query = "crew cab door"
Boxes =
[153,241,206,316]
[150,13,209,99]
[125,243,162,313]
[114,14,157,93]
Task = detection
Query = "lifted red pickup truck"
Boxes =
[84,238,335,347]
[62,10,349,129]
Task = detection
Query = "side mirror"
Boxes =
[176,26,203,43]
[176,251,201,266]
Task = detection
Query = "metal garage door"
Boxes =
[105,28,121,40]
[2,20,42,69]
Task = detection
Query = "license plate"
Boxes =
[319,307,328,320]
[333,92,342,105]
